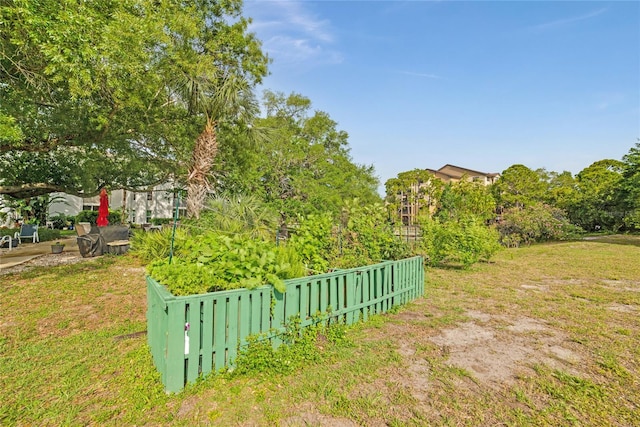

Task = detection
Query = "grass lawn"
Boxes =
[1,236,639,426]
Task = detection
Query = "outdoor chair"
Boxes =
[0,235,16,250]
[14,224,39,244]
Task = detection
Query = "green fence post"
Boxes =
[165,300,186,393]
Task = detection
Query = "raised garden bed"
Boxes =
[147,256,424,392]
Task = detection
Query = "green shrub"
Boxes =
[38,228,61,242]
[76,210,98,225]
[76,209,123,225]
[187,194,279,240]
[151,218,173,226]
[143,198,410,296]
[107,210,123,224]
[0,228,15,237]
[1,226,60,241]
[274,244,307,279]
[288,213,334,273]
[497,203,583,246]
[418,217,501,268]
[333,200,409,268]
[129,227,188,263]
[289,201,409,272]
[49,214,69,229]
[147,233,306,295]
[232,315,350,376]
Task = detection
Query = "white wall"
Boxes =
[48,185,181,224]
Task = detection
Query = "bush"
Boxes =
[418,217,501,268]
[142,198,410,296]
[76,209,122,225]
[151,218,173,226]
[0,228,15,237]
[76,210,98,225]
[38,228,61,242]
[108,210,123,224]
[497,203,583,246]
[288,213,334,273]
[49,214,73,229]
[147,233,306,295]
[288,201,409,272]
[130,227,188,263]
[334,200,409,268]
[189,194,279,240]
[1,226,60,242]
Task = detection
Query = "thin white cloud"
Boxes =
[246,1,341,66]
[399,71,443,79]
[280,2,333,42]
[531,8,608,30]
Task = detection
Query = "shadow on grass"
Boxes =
[582,234,640,248]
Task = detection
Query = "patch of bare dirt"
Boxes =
[602,279,640,292]
[366,302,584,396]
[0,252,98,275]
[608,303,637,313]
[282,403,359,427]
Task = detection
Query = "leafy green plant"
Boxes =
[38,228,61,242]
[75,209,122,226]
[232,313,351,376]
[49,213,71,229]
[147,233,306,295]
[288,213,334,273]
[76,210,98,225]
[274,244,306,279]
[0,228,15,237]
[191,194,279,240]
[289,201,408,272]
[497,203,583,246]
[150,218,173,226]
[333,200,409,268]
[130,227,188,263]
[107,209,123,225]
[418,216,501,268]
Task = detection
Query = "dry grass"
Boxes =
[1,236,638,425]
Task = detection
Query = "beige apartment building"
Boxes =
[397,164,500,225]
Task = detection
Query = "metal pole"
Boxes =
[169,192,180,264]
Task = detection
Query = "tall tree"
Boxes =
[215,91,380,224]
[163,0,268,218]
[435,179,496,223]
[492,164,546,210]
[571,159,625,231]
[183,76,263,218]
[544,170,578,211]
[620,143,640,230]
[0,0,267,204]
[384,169,443,224]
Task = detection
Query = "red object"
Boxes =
[97,188,109,227]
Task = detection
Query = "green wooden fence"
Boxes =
[146,256,424,392]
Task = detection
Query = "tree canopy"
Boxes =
[212,91,381,224]
[492,164,546,210]
[389,142,640,234]
[0,0,267,199]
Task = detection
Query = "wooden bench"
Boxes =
[106,240,130,255]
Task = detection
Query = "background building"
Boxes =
[48,184,186,224]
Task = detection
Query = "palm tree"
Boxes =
[183,73,261,218]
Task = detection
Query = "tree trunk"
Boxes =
[186,118,218,218]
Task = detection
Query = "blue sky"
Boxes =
[244,1,640,193]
